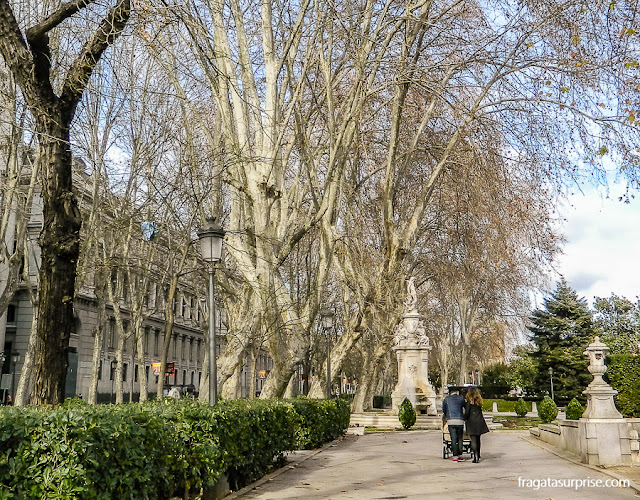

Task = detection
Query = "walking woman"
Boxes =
[464,387,489,463]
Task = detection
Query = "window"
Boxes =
[172,334,177,358]
[181,296,187,318]
[144,327,150,354]
[108,320,116,349]
[122,363,128,382]
[190,371,194,385]
[196,340,201,363]
[110,361,116,381]
[181,336,185,360]
[98,359,103,381]
[145,365,150,382]
[154,330,160,356]
[6,304,16,323]
[122,321,129,352]
[189,337,194,362]
[134,364,138,382]
[182,370,186,385]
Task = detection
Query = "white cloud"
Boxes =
[555,186,640,305]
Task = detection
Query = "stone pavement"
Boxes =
[229,431,640,499]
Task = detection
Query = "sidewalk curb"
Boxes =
[521,435,640,495]
[226,435,354,499]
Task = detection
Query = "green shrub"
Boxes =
[514,398,528,417]
[286,397,350,449]
[538,396,558,423]
[605,354,640,417]
[398,398,416,429]
[565,398,584,420]
[0,397,349,499]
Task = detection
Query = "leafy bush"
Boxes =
[565,398,584,420]
[605,354,640,417]
[287,397,350,449]
[538,396,558,423]
[0,397,349,499]
[514,398,528,417]
[398,398,416,429]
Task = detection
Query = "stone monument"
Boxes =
[531,336,639,465]
[578,336,631,465]
[390,278,438,416]
[581,336,623,419]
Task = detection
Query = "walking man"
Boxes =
[442,386,465,462]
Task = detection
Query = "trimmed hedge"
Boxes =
[286,397,350,449]
[514,398,528,417]
[605,354,640,417]
[0,397,349,499]
[538,396,558,423]
[398,398,416,429]
[565,398,584,420]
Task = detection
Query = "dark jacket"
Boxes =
[464,402,489,435]
[442,393,465,422]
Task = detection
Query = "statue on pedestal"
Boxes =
[390,277,437,416]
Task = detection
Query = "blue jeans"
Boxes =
[449,425,464,457]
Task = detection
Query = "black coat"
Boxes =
[464,402,489,436]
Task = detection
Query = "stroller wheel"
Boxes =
[443,445,448,459]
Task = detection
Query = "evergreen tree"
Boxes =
[528,279,594,401]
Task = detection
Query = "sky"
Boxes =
[552,182,640,307]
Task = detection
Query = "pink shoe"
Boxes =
[457,457,465,462]
[452,457,458,462]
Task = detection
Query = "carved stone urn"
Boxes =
[582,336,622,419]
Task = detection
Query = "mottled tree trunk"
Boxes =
[32,122,82,404]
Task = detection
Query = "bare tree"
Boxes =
[0,0,132,404]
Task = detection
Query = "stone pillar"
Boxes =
[577,337,631,465]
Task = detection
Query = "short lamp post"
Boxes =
[10,352,20,404]
[197,217,225,406]
[320,309,335,399]
[548,366,554,401]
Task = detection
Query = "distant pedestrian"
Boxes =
[464,387,489,463]
[442,386,465,462]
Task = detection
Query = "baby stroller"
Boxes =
[442,422,474,460]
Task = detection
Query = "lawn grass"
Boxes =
[491,415,543,429]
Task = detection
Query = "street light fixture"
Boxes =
[197,217,225,406]
[548,366,554,401]
[320,309,335,399]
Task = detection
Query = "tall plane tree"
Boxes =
[0,0,132,404]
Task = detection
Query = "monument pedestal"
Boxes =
[390,303,437,416]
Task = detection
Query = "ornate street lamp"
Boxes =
[548,366,554,401]
[320,309,335,399]
[197,217,225,406]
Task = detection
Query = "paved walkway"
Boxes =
[230,431,640,499]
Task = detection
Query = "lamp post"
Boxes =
[10,352,20,404]
[320,309,335,399]
[548,366,554,401]
[197,217,225,406]
[0,351,5,404]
